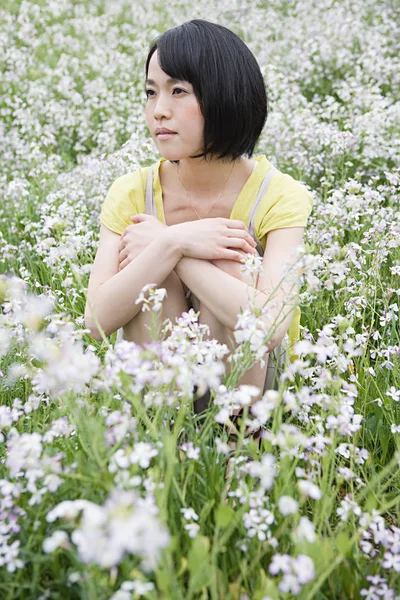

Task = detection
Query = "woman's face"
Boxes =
[145,50,204,161]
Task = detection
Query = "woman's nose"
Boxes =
[153,95,172,120]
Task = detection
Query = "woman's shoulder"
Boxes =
[249,155,313,207]
[100,166,150,235]
[254,161,314,239]
[269,165,313,204]
[263,164,314,216]
[106,166,147,200]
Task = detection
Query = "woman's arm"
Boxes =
[174,227,305,350]
[84,224,182,341]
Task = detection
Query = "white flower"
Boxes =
[110,580,156,600]
[294,517,316,543]
[246,454,277,490]
[43,473,63,493]
[19,295,55,331]
[360,540,374,556]
[129,443,158,469]
[184,523,200,538]
[239,253,263,277]
[292,554,315,584]
[337,497,361,522]
[386,387,400,402]
[109,449,130,473]
[135,284,167,313]
[215,408,230,424]
[118,580,155,596]
[298,480,322,500]
[31,336,100,398]
[336,443,351,459]
[49,490,170,569]
[382,552,400,572]
[279,574,301,595]
[42,530,70,553]
[180,443,200,460]
[270,554,315,595]
[180,508,199,521]
[109,591,130,600]
[6,432,43,477]
[250,390,280,426]
[293,339,315,356]
[243,507,275,541]
[46,499,98,523]
[269,553,291,575]
[278,496,299,516]
[215,438,230,455]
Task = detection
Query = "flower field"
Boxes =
[1,0,399,598]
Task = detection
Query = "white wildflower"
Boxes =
[298,480,322,500]
[128,443,158,469]
[278,496,299,516]
[42,530,70,553]
[294,517,316,543]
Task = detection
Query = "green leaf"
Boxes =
[199,499,215,523]
[298,538,334,570]
[188,536,212,594]
[254,572,279,600]
[155,565,171,593]
[336,531,352,555]
[215,503,235,528]
[188,535,210,575]
[378,423,389,462]
[365,494,378,512]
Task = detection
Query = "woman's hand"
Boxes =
[165,218,258,262]
[118,214,167,272]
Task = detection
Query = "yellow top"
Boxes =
[100,155,313,360]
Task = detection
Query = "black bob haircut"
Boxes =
[145,20,268,162]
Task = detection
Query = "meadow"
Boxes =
[0,0,399,598]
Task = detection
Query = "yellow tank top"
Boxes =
[100,155,313,360]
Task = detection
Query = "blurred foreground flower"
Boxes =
[45,488,170,570]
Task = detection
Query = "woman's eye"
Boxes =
[145,88,186,99]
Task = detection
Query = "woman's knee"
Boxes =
[198,252,260,348]
[121,271,189,343]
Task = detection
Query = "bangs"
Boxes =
[150,33,200,91]
[145,25,204,110]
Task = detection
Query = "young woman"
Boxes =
[85,19,313,410]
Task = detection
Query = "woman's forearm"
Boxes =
[85,233,181,340]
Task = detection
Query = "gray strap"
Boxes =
[145,166,157,216]
[248,166,278,256]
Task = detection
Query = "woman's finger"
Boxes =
[119,248,127,262]
[225,219,247,230]
[225,238,258,254]
[220,248,249,263]
[118,257,130,271]
[130,213,149,222]
[226,228,257,246]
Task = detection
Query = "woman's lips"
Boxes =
[156,132,177,140]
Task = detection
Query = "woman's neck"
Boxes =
[169,155,256,195]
